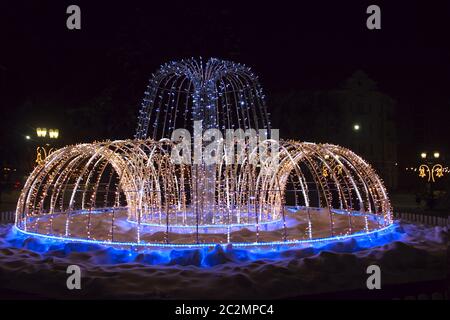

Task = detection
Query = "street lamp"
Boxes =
[353,124,360,131]
[25,135,31,140]
[416,150,445,210]
[36,127,59,139]
[33,127,59,166]
[49,129,59,139]
[36,128,47,138]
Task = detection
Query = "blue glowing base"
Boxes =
[5,223,401,267]
[2,222,446,300]
[11,222,397,249]
[15,207,390,248]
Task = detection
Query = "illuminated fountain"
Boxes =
[15,58,393,247]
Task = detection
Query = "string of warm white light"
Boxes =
[15,139,392,245]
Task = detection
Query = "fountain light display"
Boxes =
[15,58,393,248]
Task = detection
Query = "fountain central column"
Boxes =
[192,82,218,225]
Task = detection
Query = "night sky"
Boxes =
[1,1,449,166]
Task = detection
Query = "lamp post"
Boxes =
[35,127,59,165]
[418,151,443,182]
[418,151,443,210]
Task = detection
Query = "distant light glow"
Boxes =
[36,127,47,137]
[49,129,59,139]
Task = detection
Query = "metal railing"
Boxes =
[0,211,15,224]
[393,211,449,227]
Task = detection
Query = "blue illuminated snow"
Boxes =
[0,223,403,268]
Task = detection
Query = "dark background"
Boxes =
[0,1,449,206]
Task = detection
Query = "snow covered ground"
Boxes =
[0,221,447,299]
